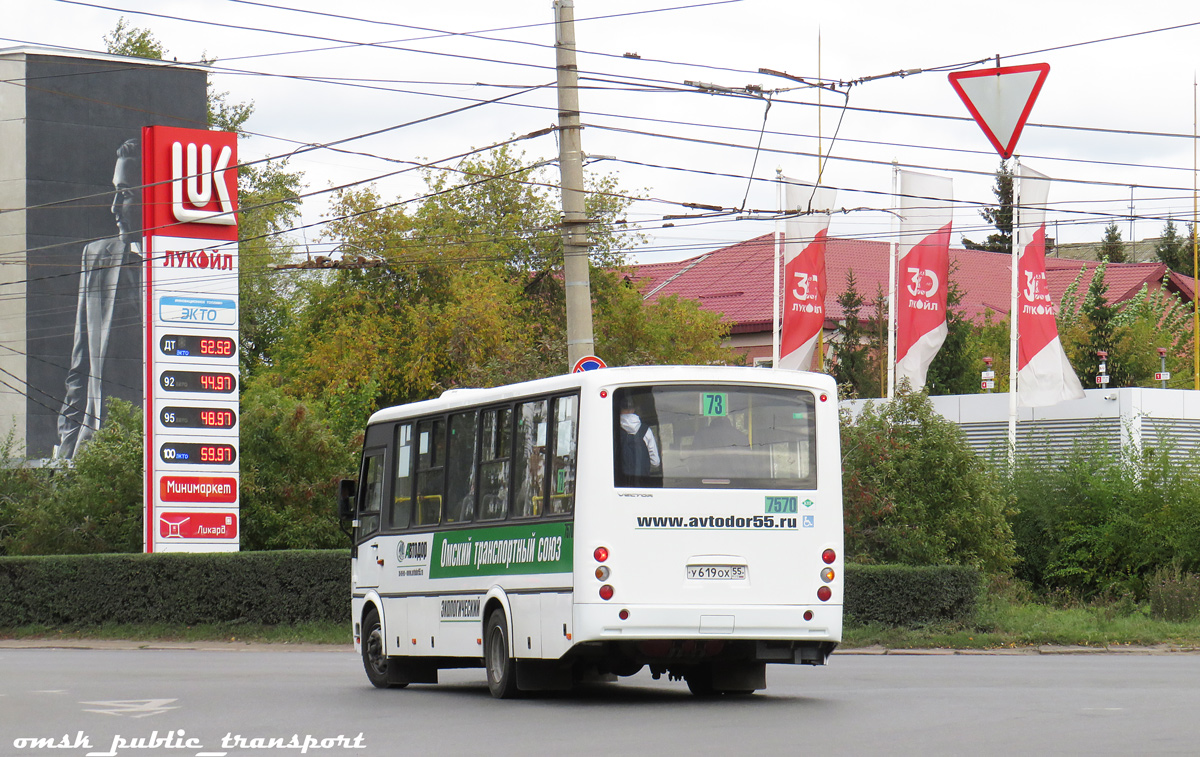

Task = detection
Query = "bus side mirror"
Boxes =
[337,478,357,521]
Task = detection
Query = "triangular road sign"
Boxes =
[949,63,1050,159]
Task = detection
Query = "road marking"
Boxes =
[80,698,179,718]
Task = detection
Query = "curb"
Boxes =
[0,639,355,652]
[836,644,1200,656]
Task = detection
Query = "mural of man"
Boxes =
[54,138,142,459]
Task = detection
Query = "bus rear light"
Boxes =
[821,567,835,583]
[822,548,836,564]
[595,565,611,581]
[594,546,609,562]
[619,609,629,620]
[817,586,832,602]
[599,584,614,600]
[803,610,814,621]
[600,390,608,398]
[820,394,828,402]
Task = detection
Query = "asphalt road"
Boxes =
[1,644,1197,756]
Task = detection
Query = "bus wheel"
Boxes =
[685,666,716,697]
[362,608,404,689]
[485,610,519,699]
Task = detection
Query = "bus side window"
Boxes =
[357,450,383,539]
[390,424,413,530]
[414,418,445,527]
[513,400,549,518]
[478,407,511,521]
[444,411,478,524]
[548,395,578,515]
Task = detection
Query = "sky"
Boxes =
[6,0,1200,264]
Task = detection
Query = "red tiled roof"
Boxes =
[632,234,1188,333]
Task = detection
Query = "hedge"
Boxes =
[844,564,980,626]
[0,551,976,630]
[0,550,350,627]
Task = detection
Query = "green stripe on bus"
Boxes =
[430,522,573,578]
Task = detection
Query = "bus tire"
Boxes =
[362,608,405,689]
[685,666,716,697]
[485,610,519,699]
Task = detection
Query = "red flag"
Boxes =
[779,180,835,371]
[895,171,953,390]
[1016,166,1084,406]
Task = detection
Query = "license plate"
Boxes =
[687,565,746,580]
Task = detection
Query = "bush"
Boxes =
[844,564,981,626]
[1148,566,1200,622]
[1009,430,1200,598]
[0,550,350,627]
[3,399,143,555]
[841,389,1015,573]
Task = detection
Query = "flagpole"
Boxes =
[814,29,824,372]
[773,169,783,369]
[1193,72,1198,390]
[1009,158,1021,464]
[887,161,899,398]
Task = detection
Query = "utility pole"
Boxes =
[555,0,595,369]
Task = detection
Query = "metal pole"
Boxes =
[555,0,595,369]
[773,169,783,368]
[886,161,898,398]
[1008,159,1022,465]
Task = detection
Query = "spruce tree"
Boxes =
[832,270,871,395]
[1155,219,1192,275]
[962,160,1014,253]
[1099,221,1126,263]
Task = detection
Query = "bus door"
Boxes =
[355,446,387,589]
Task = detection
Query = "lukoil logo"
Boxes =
[172,141,236,225]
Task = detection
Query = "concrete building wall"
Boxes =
[0,54,27,450]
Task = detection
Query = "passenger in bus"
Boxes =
[618,400,660,476]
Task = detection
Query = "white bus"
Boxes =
[338,366,843,697]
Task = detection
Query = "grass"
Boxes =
[0,620,350,645]
[6,596,1200,650]
[843,590,1200,649]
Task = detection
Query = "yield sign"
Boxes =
[948,63,1050,159]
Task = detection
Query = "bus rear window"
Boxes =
[613,385,817,490]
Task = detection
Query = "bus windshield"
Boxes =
[613,384,817,490]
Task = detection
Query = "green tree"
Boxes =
[1099,221,1126,263]
[963,309,1011,392]
[238,384,357,550]
[840,390,1015,573]
[1155,219,1192,275]
[1058,264,1186,388]
[270,145,733,429]
[962,160,1014,253]
[1073,262,1129,388]
[832,270,872,395]
[925,270,978,395]
[5,400,143,555]
[103,17,166,59]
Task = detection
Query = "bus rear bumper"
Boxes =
[574,603,842,646]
